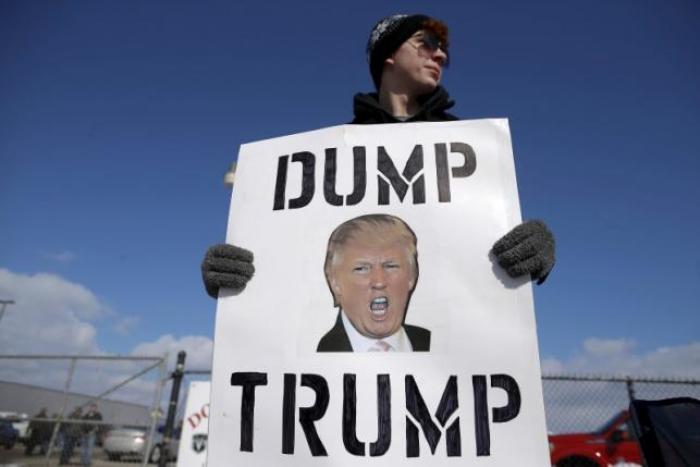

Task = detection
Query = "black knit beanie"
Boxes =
[366,14,431,89]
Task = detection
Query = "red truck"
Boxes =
[548,410,643,466]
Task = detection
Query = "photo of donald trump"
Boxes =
[317,213,430,352]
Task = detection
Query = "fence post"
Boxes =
[159,351,186,467]
[45,357,77,465]
[142,356,168,467]
[626,377,636,402]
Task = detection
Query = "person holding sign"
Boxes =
[202,14,555,298]
[318,214,429,352]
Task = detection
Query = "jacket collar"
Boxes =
[352,86,456,123]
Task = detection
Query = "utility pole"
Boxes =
[0,300,15,324]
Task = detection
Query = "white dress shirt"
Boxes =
[341,311,413,352]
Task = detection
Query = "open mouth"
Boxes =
[370,296,389,317]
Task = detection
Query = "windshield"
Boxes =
[594,412,624,435]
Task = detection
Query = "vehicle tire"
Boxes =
[149,444,162,464]
[107,452,121,461]
[556,457,600,467]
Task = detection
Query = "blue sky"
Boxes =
[1,0,698,376]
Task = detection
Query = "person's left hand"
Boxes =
[491,220,555,285]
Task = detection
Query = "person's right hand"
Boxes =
[201,244,255,298]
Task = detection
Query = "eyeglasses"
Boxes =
[405,32,448,63]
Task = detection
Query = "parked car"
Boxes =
[0,411,30,442]
[548,410,642,466]
[0,420,19,449]
[103,426,179,463]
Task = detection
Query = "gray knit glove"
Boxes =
[491,220,555,285]
[201,244,255,298]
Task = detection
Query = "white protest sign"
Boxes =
[208,120,549,466]
[176,381,210,467]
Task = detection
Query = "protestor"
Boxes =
[80,403,103,467]
[201,15,555,301]
[59,407,83,465]
[24,407,51,455]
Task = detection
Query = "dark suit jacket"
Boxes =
[316,312,431,352]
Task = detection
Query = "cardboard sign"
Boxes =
[208,120,549,466]
[177,381,210,467]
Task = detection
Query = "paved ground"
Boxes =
[0,445,173,466]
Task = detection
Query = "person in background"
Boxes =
[59,407,82,465]
[201,14,555,298]
[80,403,102,467]
[24,407,50,455]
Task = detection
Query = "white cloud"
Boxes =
[113,316,140,335]
[542,337,700,377]
[0,268,214,411]
[42,250,76,263]
[582,337,636,357]
[540,357,564,374]
[0,268,105,354]
[0,268,213,369]
[131,334,213,372]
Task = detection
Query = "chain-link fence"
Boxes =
[3,355,698,466]
[0,354,167,466]
[542,374,700,434]
[159,371,700,438]
[164,369,700,437]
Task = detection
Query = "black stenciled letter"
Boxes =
[342,374,364,456]
[371,374,392,456]
[435,142,477,202]
[324,147,367,206]
[289,152,315,209]
[472,375,490,456]
[273,156,288,210]
[377,145,425,205]
[230,372,268,452]
[342,374,392,457]
[272,152,316,210]
[282,373,296,454]
[299,374,329,456]
[472,374,522,457]
[405,375,460,457]
[491,374,521,423]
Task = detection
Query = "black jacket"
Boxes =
[351,86,458,124]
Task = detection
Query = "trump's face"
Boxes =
[330,230,416,339]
